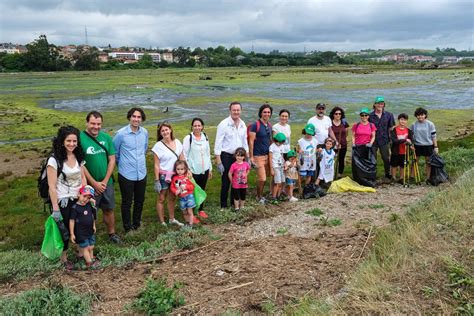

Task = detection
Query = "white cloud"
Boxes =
[0,0,472,51]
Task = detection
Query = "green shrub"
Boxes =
[130,278,184,315]
[0,285,91,316]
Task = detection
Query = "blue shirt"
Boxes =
[113,125,148,181]
[250,119,272,156]
[369,110,395,146]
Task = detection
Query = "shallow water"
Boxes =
[39,71,473,125]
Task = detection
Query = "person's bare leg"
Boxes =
[102,209,116,234]
[167,192,176,221]
[156,191,166,223]
[83,246,92,265]
[257,180,265,199]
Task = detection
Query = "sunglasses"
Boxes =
[334,112,342,115]
[360,114,369,117]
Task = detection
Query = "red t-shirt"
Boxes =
[352,122,377,145]
[170,174,195,198]
[395,126,409,155]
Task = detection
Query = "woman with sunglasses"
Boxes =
[352,107,376,149]
[351,107,377,187]
[329,106,349,178]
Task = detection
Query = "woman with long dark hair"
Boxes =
[47,125,87,270]
[329,106,350,178]
[182,118,212,221]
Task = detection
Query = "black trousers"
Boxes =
[58,198,76,251]
[373,143,391,177]
[336,147,347,175]
[220,152,236,208]
[192,170,210,211]
[118,173,147,231]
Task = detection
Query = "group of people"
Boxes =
[46,98,438,269]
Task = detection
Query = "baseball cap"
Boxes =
[79,185,95,196]
[304,123,316,136]
[316,103,326,109]
[273,132,286,143]
[360,107,370,115]
[374,96,385,103]
[287,150,296,158]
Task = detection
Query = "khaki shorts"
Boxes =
[254,155,270,182]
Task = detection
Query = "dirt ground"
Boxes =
[0,183,432,315]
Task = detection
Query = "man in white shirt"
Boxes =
[214,102,249,209]
[307,103,337,145]
[307,103,337,180]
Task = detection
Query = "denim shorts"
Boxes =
[78,235,96,248]
[179,194,196,210]
[286,178,297,185]
[159,174,171,190]
[299,170,315,177]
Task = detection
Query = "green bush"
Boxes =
[0,285,91,316]
[130,278,184,315]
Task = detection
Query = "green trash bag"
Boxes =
[41,216,64,260]
[191,178,207,210]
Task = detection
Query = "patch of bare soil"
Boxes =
[0,151,43,179]
[0,183,434,314]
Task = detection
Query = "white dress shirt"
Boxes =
[214,116,249,155]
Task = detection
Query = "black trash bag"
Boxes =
[427,154,449,186]
[55,219,70,244]
[315,185,327,197]
[352,145,377,188]
[303,183,320,199]
[303,184,327,199]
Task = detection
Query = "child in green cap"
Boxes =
[269,133,286,203]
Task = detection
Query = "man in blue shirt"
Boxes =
[113,107,149,232]
[249,104,273,204]
[369,96,395,181]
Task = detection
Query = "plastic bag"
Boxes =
[56,219,70,244]
[427,154,449,186]
[328,176,377,193]
[191,178,207,209]
[302,184,326,199]
[352,145,377,188]
[41,216,64,260]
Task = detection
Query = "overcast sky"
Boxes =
[1,0,473,52]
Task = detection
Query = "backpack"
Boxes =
[188,132,208,146]
[38,155,65,211]
[247,120,272,145]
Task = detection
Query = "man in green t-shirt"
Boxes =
[80,111,121,243]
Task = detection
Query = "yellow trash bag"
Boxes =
[327,176,376,193]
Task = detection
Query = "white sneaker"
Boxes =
[258,197,266,205]
[289,197,299,202]
[160,222,167,227]
[169,218,184,226]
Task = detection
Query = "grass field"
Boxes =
[0,66,473,314]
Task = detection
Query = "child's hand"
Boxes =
[317,148,323,153]
[71,234,76,243]
[90,198,96,208]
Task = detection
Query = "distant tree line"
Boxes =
[1,35,473,72]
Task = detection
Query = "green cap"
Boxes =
[374,96,385,103]
[287,150,296,158]
[304,123,316,136]
[273,132,286,143]
[360,107,370,115]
